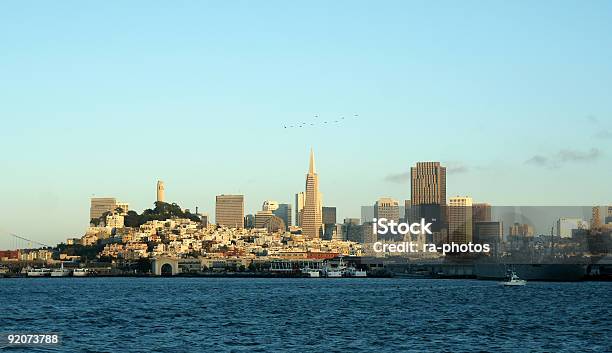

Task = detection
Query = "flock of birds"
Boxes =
[283,114,359,129]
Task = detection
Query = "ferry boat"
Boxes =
[72,268,90,277]
[51,263,71,277]
[27,268,52,277]
[500,271,527,286]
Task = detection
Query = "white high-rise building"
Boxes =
[302,149,322,239]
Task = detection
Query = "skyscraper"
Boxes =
[156,180,165,203]
[448,196,473,244]
[295,192,305,226]
[410,162,447,232]
[374,198,400,222]
[591,206,602,228]
[322,206,337,225]
[215,194,244,229]
[302,149,322,239]
[410,162,446,206]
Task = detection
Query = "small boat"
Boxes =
[51,263,71,277]
[325,269,343,278]
[500,271,527,286]
[346,267,367,277]
[27,268,52,277]
[301,267,320,278]
[73,268,90,277]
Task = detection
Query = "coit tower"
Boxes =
[157,180,165,203]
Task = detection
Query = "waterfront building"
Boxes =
[216,194,244,229]
[322,206,337,225]
[302,149,322,239]
[90,197,129,222]
[448,196,473,244]
[374,198,400,222]
[157,180,165,203]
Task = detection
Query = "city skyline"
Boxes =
[1,151,609,249]
[1,1,612,248]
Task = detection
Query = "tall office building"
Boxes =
[273,203,292,230]
[302,149,322,239]
[410,162,447,232]
[410,162,446,206]
[215,194,244,229]
[295,192,305,226]
[607,206,612,224]
[156,180,165,203]
[374,198,400,222]
[322,207,337,225]
[448,196,473,244]
[472,203,491,223]
[472,202,491,232]
[591,206,602,228]
[90,198,128,222]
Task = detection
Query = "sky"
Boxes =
[1,1,611,248]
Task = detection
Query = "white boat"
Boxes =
[301,267,320,278]
[346,267,367,277]
[73,268,90,277]
[51,263,71,277]
[27,268,52,277]
[322,257,347,278]
[500,271,527,286]
[325,269,343,278]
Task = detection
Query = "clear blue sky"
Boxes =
[1,1,611,248]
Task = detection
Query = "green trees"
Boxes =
[123,201,201,228]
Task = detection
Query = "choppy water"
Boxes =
[0,278,610,352]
